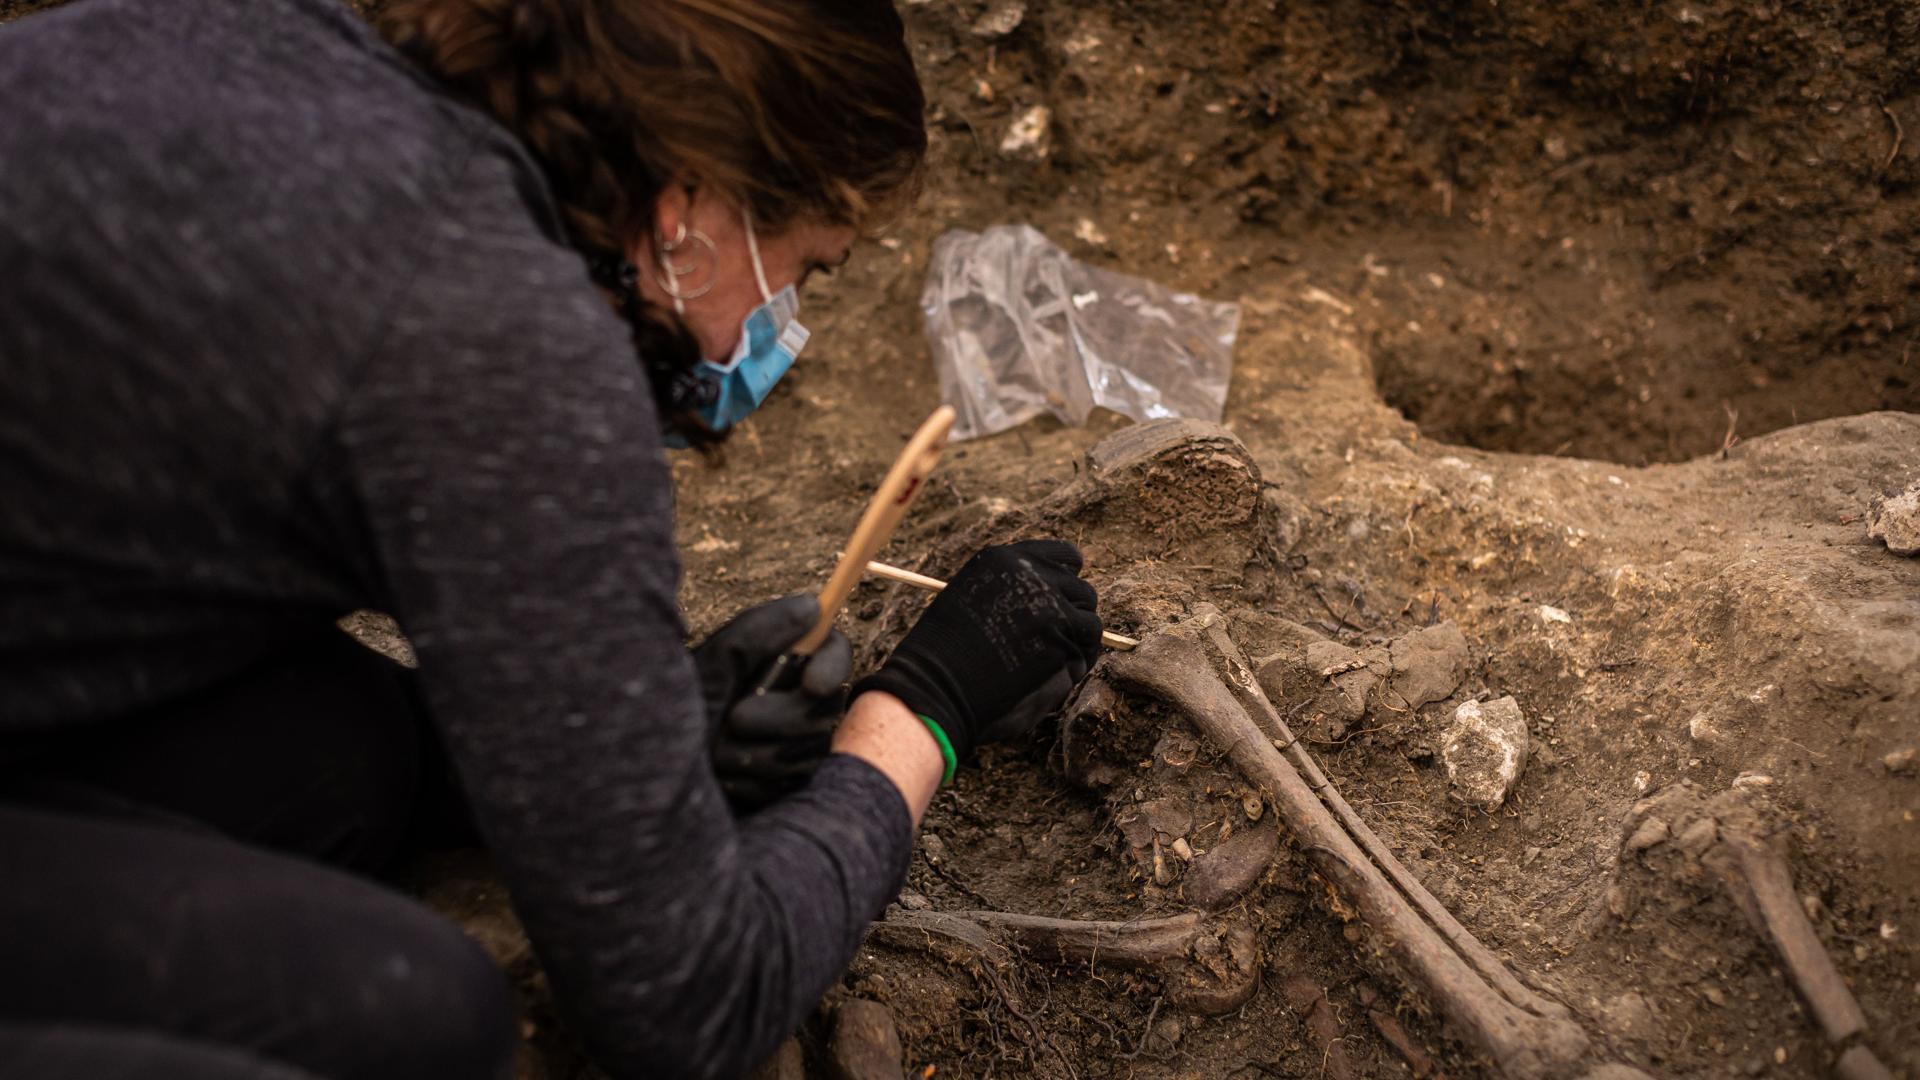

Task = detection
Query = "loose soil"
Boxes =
[672,3,1920,1076]
[9,0,1916,1076]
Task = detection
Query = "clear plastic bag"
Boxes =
[921,224,1241,441]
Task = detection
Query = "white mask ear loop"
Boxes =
[655,245,686,316]
[743,207,773,303]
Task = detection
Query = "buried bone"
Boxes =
[872,908,1258,1016]
[1107,610,1598,1080]
[1619,784,1896,1078]
[1185,608,1570,1021]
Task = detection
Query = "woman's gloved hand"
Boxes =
[689,595,851,814]
[850,540,1102,781]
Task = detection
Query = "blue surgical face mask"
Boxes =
[669,210,810,435]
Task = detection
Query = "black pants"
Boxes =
[0,627,517,1080]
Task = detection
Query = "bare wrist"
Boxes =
[833,690,943,826]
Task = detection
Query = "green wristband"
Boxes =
[917,714,958,787]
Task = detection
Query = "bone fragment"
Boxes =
[874,908,1258,1016]
[1718,830,1866,1044]
[1109,621,1591,1080]
[1713,829,1894,1078]
[875,909,1202,969]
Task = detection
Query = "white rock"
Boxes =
[1539,604,1572,624]
[1442,696,1530,812]
[1867,480,1920,556]
[970,0,1026,39]
[999,105,1052,158]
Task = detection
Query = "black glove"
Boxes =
[850,540,1103,778]
[690,595,852,814]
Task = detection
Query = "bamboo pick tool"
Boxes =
[790,405,957,656]
[864,559,1139,651]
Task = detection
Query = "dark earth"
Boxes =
[5,0,1916,1077]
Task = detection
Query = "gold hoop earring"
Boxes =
[654,224,717,300]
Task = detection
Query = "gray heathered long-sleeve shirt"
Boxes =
[0,0,912,1076]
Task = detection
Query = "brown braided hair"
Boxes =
[377,0,926,435]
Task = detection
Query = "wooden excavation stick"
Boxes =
[793,406,955,656]
[863,559,1139,651]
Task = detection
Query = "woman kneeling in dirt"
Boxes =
[0,0,1103,1077]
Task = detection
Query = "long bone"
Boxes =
[1108,616,1592,1080]
[1187,608,1569,1021]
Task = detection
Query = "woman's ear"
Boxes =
[650,183,706,255]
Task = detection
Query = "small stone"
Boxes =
[1441,696,1530,812]
[1626,816,1670,852]
[1884,748,1917,775]
[969,0,1025,39]
[1185,824,1279,910]
[898,889,932,911]
[1676,817,1719,857]
[1597,991,1661,1042]
[1387,621,1470,709]
[1170,837,1195,860]
[1539,604,1572,624]
[1688,711,1725,744]
[1073,217,1108,247]
[999,105,1052,158]
[1866,480,1920,556]
[1307,639,1367,677]
[1140,797,1193,840]
[919,833,947,865]
[827,1000,905,1080]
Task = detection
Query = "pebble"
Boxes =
[1885,748,1917,775]
[1387,621,1470,709]
[1676,816,1719,857]
[920,833,948,865]
[827,1000,905,1080]
[1441,696,1530,812]
[1866,480,1920,556]
[1185,824,1279,910]
[999,105,1052,158]
[969,0,1026,39]
[1688,710,1725,744]
[1625,816,1670,852]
